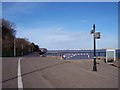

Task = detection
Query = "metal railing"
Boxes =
[47,51,106,60]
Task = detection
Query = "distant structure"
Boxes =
[106,49,116,63]
[38,48,47,57]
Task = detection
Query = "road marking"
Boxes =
[18,58,23,89]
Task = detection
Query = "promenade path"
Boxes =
[2,52,118,89]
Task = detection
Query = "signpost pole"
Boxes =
[93,24,97,71]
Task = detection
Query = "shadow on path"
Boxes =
[1,61,70,83]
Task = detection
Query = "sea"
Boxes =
[47,49,120,60]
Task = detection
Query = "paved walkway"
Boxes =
[2,53,119,88]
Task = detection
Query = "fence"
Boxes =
[47,50,106,60]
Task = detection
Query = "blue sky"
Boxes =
[2,2,118,50]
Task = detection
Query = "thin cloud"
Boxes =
[81,20,88,23]
[16,26,93,49]
[16,26,117,50]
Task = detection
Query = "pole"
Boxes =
[14,38,16,57]
[22,44,23,55]
[93,24,97,71]
[61,52,63,60]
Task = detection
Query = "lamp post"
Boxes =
[14,38,16,57]
[90,24,101,71]
[22,44,23,55]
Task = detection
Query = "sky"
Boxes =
[2,0,120,2]
[2,2,118,50]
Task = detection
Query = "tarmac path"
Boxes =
[2,52,118,89]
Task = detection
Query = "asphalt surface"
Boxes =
[2,57,18,88]
[2,52,118,88]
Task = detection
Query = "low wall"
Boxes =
[47,56,62,59]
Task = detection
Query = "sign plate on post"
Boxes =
[95,32,100,39]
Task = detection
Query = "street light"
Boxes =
[14,38,16,57]
[90,24,101,71]
[22,44,24,55]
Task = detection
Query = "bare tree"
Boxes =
[1,18,40,57]
[2,18,16,56]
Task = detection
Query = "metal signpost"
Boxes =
[90,24,101,71]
